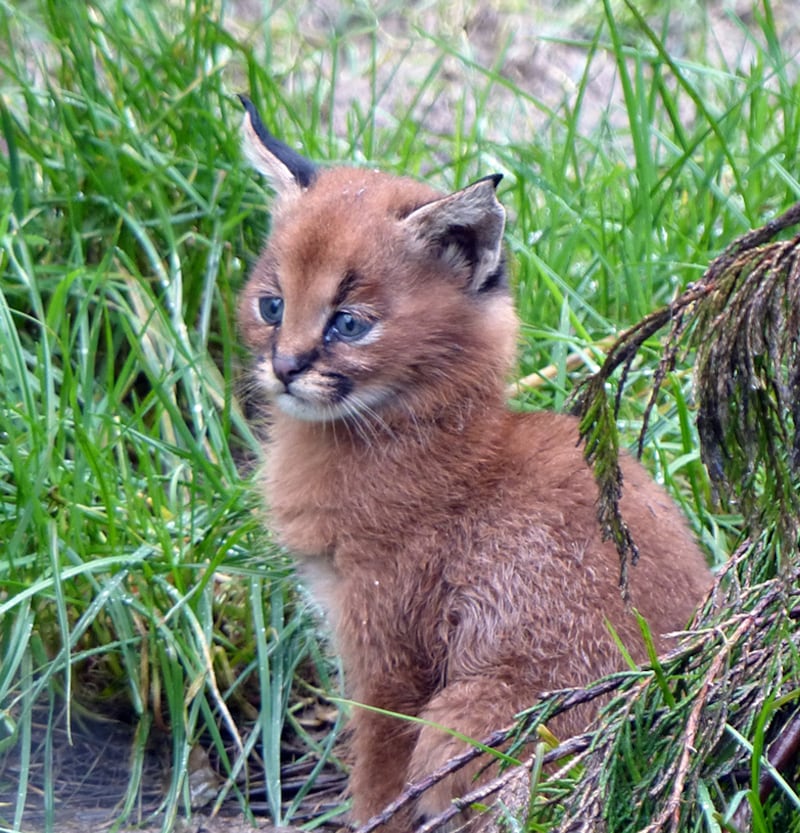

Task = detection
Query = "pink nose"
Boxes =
[272,352,310,386]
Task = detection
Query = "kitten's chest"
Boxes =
[265,464,348,558]
[264,419,442,558]
[264,430,388,558]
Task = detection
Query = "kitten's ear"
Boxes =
[403,175,506,293]
[238,94,317,198]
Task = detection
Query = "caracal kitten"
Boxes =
[236,97,710,829]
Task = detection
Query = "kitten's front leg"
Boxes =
[348,707,419,830]
[407,678,523,824]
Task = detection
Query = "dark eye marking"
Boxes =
[326,269,374,343]
[326,311,372,343]
[258,296,284,325]
[332,269,363,309]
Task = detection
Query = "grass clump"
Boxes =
[1,0,799,831]
[1,1,338,830]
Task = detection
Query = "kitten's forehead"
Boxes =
[303,167,441,215]
[277,168,438,247]
[265,167,440,301]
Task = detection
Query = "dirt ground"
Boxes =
[232,0,798,144]
[83,813,280,833]
[117,815,289,833]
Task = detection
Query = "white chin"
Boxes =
[273,386,390,423]
[275,393,343,422]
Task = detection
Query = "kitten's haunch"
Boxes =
[237,99,711,830]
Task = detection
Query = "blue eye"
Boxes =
[328,311,371,342]
[259,296,284,325]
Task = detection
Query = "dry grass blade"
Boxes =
[571,200,800,590]
[694,229,800,536]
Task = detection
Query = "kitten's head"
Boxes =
[237,97,518,425]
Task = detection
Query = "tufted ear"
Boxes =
[403,175,507,294]
[238,94,317,198]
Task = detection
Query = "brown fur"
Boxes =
[237,106,711,828]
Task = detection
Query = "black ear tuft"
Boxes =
[238,94,317,189]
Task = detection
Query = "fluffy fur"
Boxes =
[237,101,711,828]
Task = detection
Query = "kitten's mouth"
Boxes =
[275,390,329,421]
[265,367,356,422]
[272,384,390,424]
[258,367,333,421]
[274,385,353,422]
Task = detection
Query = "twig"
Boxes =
[573,199,800,407]
[413,736,594,833]
[536,675,631,718]
[354,729,595,833]
[567,211,800,598]
[413,761,530,833]
[641,590,778,833]
[568,282,712,418]
[712,201,800,271]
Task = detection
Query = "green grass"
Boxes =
[0,1,330,829]
[1,0,798,831]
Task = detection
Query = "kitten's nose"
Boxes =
[272,351,310,386]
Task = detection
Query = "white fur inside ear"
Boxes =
[240,113,302,199]
[403,179,506,292]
